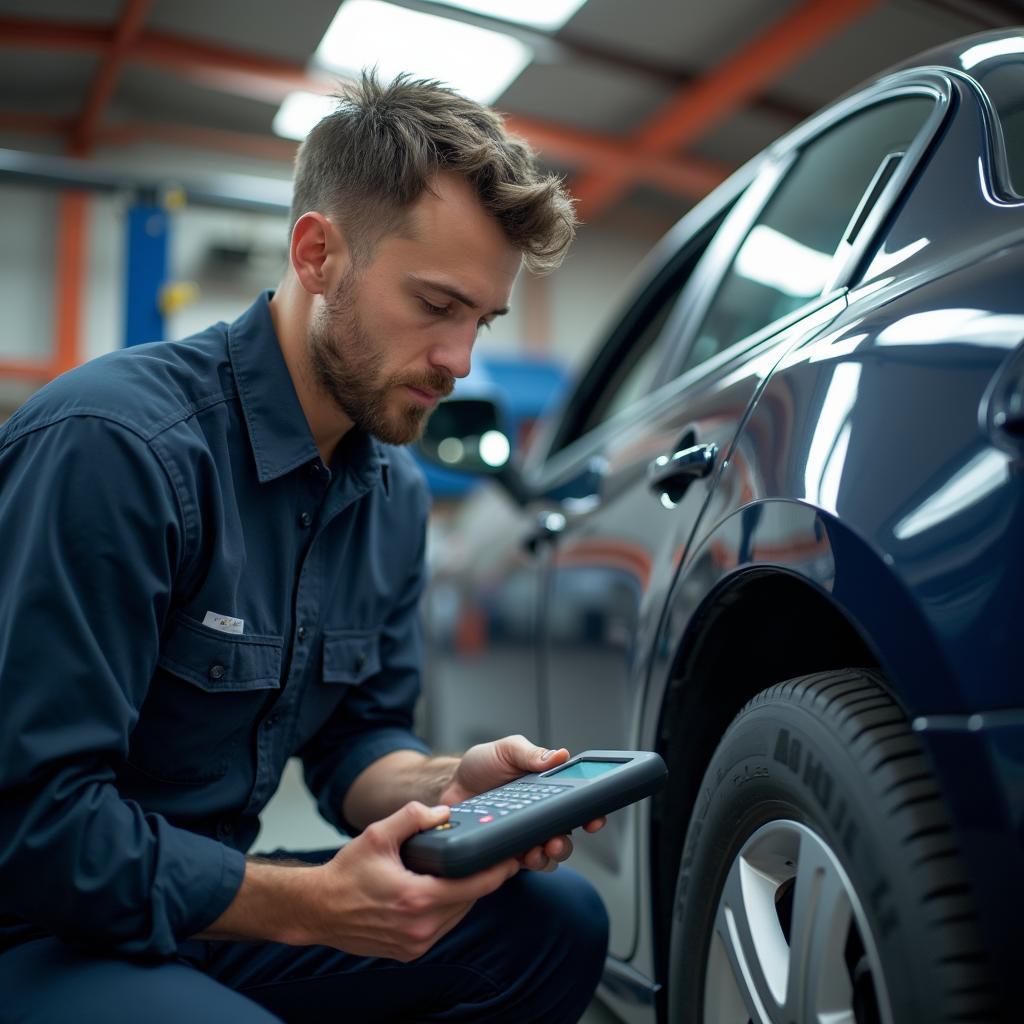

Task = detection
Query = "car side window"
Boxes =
[574,281,680,435]
[549,209,731,456]
[681,96,936,374]
[976,61,1024,196]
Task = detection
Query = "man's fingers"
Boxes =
[520,847,559,872]
[544,834,573,862]
[370,801,449,845]
[583,816,606,833]
[496,735,570,773]
[421,856,520,904]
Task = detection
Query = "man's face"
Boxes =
[307,174,521,446]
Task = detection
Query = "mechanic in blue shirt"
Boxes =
[0,73,608,1022]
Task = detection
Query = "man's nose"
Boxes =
[429,325,476,380]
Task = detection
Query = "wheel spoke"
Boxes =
[705,919,762,1024]
[785,829,854,1020]
[705,853,784,1023]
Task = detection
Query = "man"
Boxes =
[0,74,608,1021]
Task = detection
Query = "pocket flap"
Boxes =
[158,612,283,692]
[322,629,381,685]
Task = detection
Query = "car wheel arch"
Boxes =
[647,565,887,1003]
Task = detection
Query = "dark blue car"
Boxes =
[418,29,1024,1024]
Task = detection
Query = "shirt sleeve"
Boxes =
[300,492,432,835]
[0,415,245,957]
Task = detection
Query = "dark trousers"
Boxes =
[0,861,609,1023]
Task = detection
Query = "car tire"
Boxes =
[668,669,997,1023]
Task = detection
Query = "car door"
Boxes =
[419,175,751,756]
[534,89,944,962]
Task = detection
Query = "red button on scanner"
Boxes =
[478,815,494,823]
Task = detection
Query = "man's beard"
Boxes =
[308,273,454,446]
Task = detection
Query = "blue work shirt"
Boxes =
[0,292,431,957]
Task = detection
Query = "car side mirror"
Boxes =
[418,396,529,504]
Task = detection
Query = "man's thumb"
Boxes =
[379,800,450,843]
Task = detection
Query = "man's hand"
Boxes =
[439,735,606,872]
[297,801,518,960]
[197,801,517,959]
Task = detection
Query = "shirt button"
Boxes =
[298,511,312,528]
[355,651,367,673]
[209,664,226,681]
[216,821,233,840]
[266,711,280,727]
[297,626,307,642]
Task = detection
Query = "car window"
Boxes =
[547,207,732,456]
[974,60,1024,196]
[680,96,936,374]
[574,281,679,436]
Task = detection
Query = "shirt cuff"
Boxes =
[155,821,247,948]
[315,728,431,835]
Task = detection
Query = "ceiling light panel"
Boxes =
[314,1,532,103]
[273,91,339,141]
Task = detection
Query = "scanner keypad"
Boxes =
[450,782,571,816]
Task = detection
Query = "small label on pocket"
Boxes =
[203,611,245,635]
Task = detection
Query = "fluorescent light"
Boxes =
[313,0,532,104]
[424,0,589,31]
[273,91,338,140]
[960,36,1024,71]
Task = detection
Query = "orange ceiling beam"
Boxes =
[96,121,300,163]
[571,0,882,219]
[0,110,723,202]
[0,12,736,206]
[133,29,339,102]
[0,16,110,51]
[506,115,730,200]
[0,16,336,104]
[0,113,73,134]
[71,0,154,156]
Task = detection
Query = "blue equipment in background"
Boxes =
[417,354,568,499]
[124,201,170,348]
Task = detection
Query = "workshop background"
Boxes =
[2,2,1021,1020]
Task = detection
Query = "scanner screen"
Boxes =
[548,759,622,780]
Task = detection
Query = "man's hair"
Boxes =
[289,72,577,273]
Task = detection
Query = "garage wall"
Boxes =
[0,157,672,390]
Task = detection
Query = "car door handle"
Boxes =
[647,442,718,500]
[523,510,567,554]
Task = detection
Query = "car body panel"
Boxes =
[420,29,1024,1020]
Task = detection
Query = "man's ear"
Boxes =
[290,212,351,295]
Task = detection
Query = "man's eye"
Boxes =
[421,299,449,316]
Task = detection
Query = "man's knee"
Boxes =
[0,938,282,1024]
[463,867,609,1020]
[526,868,609,975]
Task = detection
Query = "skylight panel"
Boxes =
[314,1,531,103]
[273,91,339,142]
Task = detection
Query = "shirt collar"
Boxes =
[228,290,386,487]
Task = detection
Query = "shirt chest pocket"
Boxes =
[126,612,283,784]
[293,629,383,751]
[322,629,381,686]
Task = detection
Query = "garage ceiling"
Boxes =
[1,0,1022,227]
